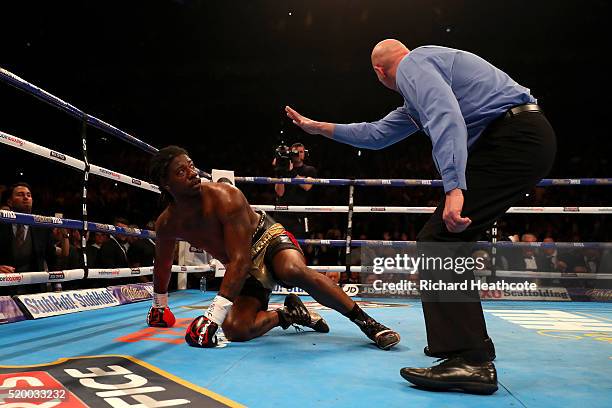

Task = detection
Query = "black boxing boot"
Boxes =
[424,337,496,361]
[345,303,400,350]
[277,294,330,333]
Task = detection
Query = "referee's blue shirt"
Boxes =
[333,46,536,193]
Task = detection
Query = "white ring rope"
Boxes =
[253,205,612,214]
[4,264,608,287]
[86,265,212,279]
[0,130,160,193]
[0,265,211,286]
[0,269,85,286]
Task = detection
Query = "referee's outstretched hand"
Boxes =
[286,106,335,138]
[285,106,319,134]
[443,189,472,233]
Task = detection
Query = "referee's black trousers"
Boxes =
[417,111,556,361]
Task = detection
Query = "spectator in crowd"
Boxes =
[86,232,108,268]
[506,233,542,271]
[599,249,612,275]
[273,142,317,237]
[97,217,130,268]
[304,231,324,266]
[548,247,602,288]
[128,222,155,270]
[0,184,6,206]
[472,249,492,272]
[519,233,540,271]
[319,227,344,264]
[379,231,397,260]
[596,250,612,288]
[0,182,64,294]
[50,227,79,291]
[573,248,602,274]
[50,227,74,268]
[69,229,83,260]
[326,271,341,284]
[122,223,154,283]
[537,236,563,272]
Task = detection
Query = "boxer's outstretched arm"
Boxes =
[149,227,177,328]
[183,187,253,348]
[152,235,176,294]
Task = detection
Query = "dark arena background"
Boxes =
[1,2,610,407]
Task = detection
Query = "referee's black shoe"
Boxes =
[400,356,498,395]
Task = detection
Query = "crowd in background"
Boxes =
[1,141,610,294]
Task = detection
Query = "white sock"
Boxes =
[153,292,168,308]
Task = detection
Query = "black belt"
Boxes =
[505,103,542,118]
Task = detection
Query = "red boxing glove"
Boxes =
[147,306,176,328]
[185,315,219,348]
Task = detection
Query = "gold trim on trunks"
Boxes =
[251,223,285,258]
[249,223,286,290]
[252,210,267,240]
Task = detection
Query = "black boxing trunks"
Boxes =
[239,211,303,307]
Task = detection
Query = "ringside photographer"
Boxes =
[272,142,317,237]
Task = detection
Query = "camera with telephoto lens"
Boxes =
[274,144,299,175]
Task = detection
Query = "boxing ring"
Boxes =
[1,68,611,408]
